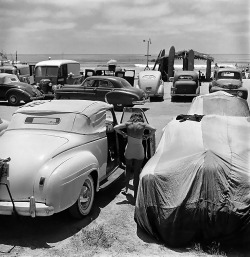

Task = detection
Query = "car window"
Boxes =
[120,79,132,88]
[83,79,95,87]
[99,80,113,88]
[218,71,240,80]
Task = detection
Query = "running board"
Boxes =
[99,167,125,189]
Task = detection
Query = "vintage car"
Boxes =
[0,73,44,106]
[54,76,147,111]
[135,92,250,247]
[170,70,200,102]
[34,60,83,98]
[0,63,34,84]
[209,68,248,99]
[135,70,164,102]
[0,100,155,218]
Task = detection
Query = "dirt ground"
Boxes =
[1,81,250,257]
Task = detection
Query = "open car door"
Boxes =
[119,107,156,166]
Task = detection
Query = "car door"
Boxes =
[95,79,113,101]
[80,79,98,100]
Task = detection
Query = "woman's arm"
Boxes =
[114,123,127,138]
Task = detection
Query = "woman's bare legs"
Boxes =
[133,159,144,199]
[124,158,133,193]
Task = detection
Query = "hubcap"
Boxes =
[10,96,17,103]
[79,179,92,211]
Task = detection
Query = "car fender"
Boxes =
[34,151,100,213]
[5,88,32,100]
[105,90,140,105]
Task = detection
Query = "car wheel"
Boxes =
[8,94,21,106]
[69,175,95,219]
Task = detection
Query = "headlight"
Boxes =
[52,84,62,91]
[237,91,243,97]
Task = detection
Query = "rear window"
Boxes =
[120,79,132,88]
[178,75,193,80]
[25,117,61,125]
[218,71,240,79]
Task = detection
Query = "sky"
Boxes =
[0,0,249,55]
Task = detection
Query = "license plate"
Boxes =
[146,87,151,92]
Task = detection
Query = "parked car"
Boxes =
[54,76,147,111]
[0,100,155,218]
[135,92,250,247]
[34,60,83,98]
[136,70,164,102]
[170,70,200,102]
[85,66,136,86]
[0,73,44,106]
[209,68,248,99]
[0,63,35,84]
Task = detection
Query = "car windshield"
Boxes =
[35,66,59,77]
[217,71,240,80]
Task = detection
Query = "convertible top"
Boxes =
[8,100,113,134]
[15,100,113,117]
[135,113,250,246]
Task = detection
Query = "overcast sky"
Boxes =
[0,0,249,55]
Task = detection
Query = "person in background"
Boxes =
[67,72,74,84]
[114,113,156,200]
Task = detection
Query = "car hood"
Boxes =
[215,79,242,88]
[0,131,90,200]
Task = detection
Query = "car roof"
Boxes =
[15,100,113,117]
[85,75,126,82]
[175,70,198,76]
[216,68,241,73]
[35,60,80,67]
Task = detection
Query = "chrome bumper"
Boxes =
[0,201,54,217]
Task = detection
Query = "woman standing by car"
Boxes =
[114,113,156,200]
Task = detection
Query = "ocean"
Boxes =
[5,53,250,75]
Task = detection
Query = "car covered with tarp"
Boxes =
[135,91,250,247]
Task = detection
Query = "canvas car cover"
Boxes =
[135,114,250,247]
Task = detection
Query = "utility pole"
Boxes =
[143,38,151,70]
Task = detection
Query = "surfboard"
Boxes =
[168,46,175,79]
[206,59,211,81]
[153,49,165,70]
[188,49,194,71]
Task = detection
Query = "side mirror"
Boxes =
[169,77,174,82]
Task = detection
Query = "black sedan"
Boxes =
[209,68,248,99]
[0,73,44,106]
[55,76,147,111]
[170,71,200,102]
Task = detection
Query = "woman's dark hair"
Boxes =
[129,113,144,123]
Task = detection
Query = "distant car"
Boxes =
[0,73,44,106]
[55,76,147,111]
[0,100,155,218]
[136,70,164,102]
[135,91,250,247]
[85,66,136,86]
[209,68,248,99]
[170,70,200,102]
